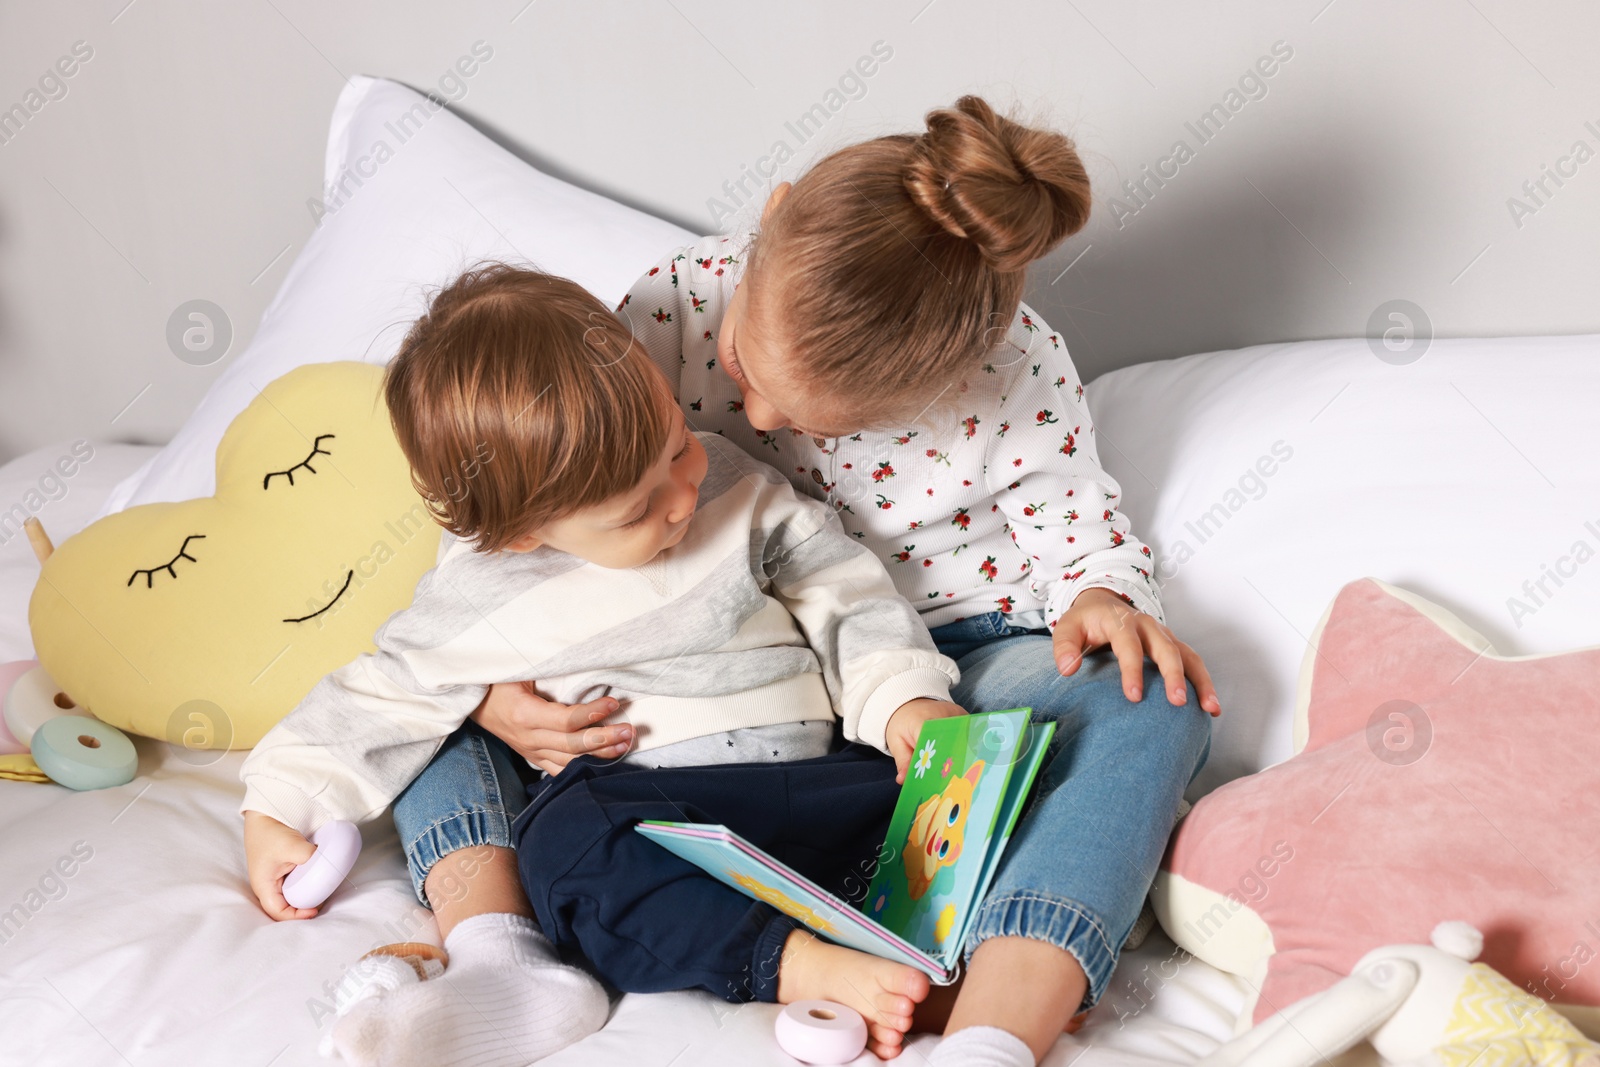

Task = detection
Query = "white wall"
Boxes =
[0,0,1595,465]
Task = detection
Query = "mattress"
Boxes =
[0,440,1249,1066]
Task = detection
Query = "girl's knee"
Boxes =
[1123,666,1212,745]
[1139,659,1203,708]
[1143,663,1207,717]
[1143,672,1213,770]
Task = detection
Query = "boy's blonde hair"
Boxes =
[746,96,1091,426]
[384,265,673,553]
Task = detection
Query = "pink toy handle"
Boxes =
[282,820,362,909]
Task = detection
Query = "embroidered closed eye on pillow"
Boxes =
[28,362,441,749]
[1151,577,1600,1034]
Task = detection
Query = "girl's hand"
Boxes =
[472,682,634,776]
[243,810,319,921]
[884,698,969,783]
[1052,587,1221,716]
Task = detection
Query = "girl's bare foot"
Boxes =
[914,977,1085,1035]
[946,936,1088,1062]
[776,931,932,1059]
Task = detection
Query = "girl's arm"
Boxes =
[470,685,630,776]
[756,471,960,754]
[614,246,697,396]
[986,306,1220,713]
[984,305,1163,630]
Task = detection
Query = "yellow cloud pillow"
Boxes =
[28,362,441,749]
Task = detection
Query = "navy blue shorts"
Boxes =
[510,743,899,1003]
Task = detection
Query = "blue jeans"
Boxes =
[928,611,1212,1011]
[391,719,537,907]
[390,719,835,907]
[394,614,1211,1011]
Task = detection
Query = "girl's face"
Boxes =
[717,283,858,440]
[715,181,861,440]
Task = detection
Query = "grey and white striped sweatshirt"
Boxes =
[240,433,959,837]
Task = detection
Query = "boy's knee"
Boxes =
[517,777,620,873]
[523,781,591,840]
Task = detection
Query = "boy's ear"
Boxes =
[504,531,543,554]
[761,182,792,225]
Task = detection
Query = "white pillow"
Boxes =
[1088,333,1600,794]
[0,441,159,660]
[99,76,693,514]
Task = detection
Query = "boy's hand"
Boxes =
[243,810,320,921]
[885,699,968,784]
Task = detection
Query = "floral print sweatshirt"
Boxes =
[618,234,1163,633]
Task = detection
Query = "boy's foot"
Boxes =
[776,930,931,1060]
[327,912,609,1066]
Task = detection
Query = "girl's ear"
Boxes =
[761,182,792,225]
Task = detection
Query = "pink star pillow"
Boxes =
[1152,578,1600,1030]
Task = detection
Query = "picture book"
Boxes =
[634,708,1054,983]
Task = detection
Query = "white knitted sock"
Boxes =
[318,953,440,1057]
[328,913,610,1066]
[928,1025,1037,1067]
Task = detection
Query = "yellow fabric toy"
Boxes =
[1435,963,1599,1067]
[0,753,48,782]
[28,362,441,749]
[1198,922,1600,1067]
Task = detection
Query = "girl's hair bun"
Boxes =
[904,96,1091,273]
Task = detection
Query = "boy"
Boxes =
[241,266,959,1065]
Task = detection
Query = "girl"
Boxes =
[478,96,1219,1067]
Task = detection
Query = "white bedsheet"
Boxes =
[0,746,1247,1066]
[0,441,1247,1066]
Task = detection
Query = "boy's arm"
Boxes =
[239,659,486,838]
[763,492,959,755]
[239,573,489,838]
[243,808,319,921]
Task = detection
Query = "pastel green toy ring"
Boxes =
[31,715,138,791]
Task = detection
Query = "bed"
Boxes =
[4,75,1596,1066]
[0,443,1248,1064]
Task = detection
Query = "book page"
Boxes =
[861,709,1031,966]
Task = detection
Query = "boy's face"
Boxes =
[506,406,708,569]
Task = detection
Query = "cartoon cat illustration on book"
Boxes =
[903,760,985,900]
